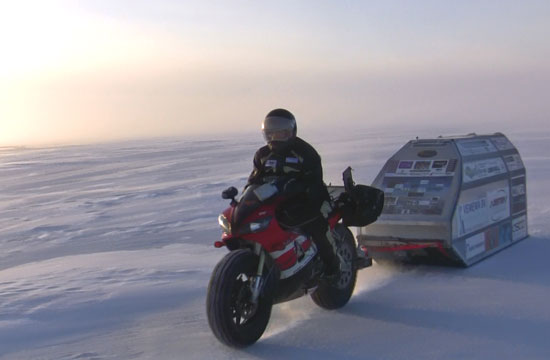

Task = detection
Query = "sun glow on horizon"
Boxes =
[1,1,549,146]
[0,1,198,146]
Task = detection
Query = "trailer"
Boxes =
[357,133,528,266]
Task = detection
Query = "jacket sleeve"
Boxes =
[247,150,263,185]
[300,147,329,206]
[306,156,326,195]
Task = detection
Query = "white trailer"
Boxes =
[357,133,528,266]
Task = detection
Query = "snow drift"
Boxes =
[1,128,549,359]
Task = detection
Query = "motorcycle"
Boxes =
[206,167,384,347]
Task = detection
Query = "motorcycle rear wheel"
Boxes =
[311,224,358,310]
[206,249,272,348]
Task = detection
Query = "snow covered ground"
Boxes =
[1,126,549,359]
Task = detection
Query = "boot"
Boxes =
[313,228,341,277]
[301,215,341,278]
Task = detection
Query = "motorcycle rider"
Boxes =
[246,108,341,277]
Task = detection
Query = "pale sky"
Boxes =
[1,0,549,145]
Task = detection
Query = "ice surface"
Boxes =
[0,128,548,359]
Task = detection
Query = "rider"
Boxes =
[246,108,341,277]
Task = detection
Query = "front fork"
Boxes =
[250,243,265,305]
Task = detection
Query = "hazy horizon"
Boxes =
[2,0,549,146]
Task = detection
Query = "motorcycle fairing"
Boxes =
[267,234,317,279]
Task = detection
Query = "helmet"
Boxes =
[262,109,297,147]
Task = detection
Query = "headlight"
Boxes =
[218,214,231,234]
[242,216,272,234]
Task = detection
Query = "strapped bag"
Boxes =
[342,184,384,227]
[340,167,385,227]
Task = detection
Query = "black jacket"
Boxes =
[247,137,329,208]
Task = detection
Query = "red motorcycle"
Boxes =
[206,167,383,347]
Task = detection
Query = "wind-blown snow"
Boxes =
[1,128,549,359]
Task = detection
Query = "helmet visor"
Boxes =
[263,128,293,142]
[262,115,295,143]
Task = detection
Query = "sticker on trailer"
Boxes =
[512,215,527,241]
[511,179,526,197]
[490,136,515,151]
[511,176,527,214]
[463,158,507,183]
[456,197,489,236]
[456,139,498,156]
[503,154,525,172]
[452,181,509,238]
[381,176,452,216]
[394,160,454,176]
[484,222,513,251]
[431,160,449,172]
[487,187,510,222]
[465,232,486,259]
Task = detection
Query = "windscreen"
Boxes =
[232,183,277,227]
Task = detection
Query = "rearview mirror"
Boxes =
[222,186,238,200]
[343,166,355,192]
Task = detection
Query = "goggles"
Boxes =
[263,128,293,142]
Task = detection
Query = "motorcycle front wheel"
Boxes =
[206,249,273,348]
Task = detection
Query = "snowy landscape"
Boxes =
[1,126,549,360]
